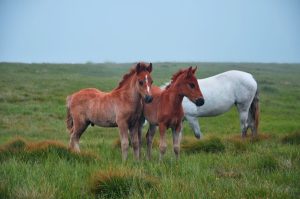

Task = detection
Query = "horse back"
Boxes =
[67,88,118,126]
[68,88,107,107]
[224,70,257,103]
[200,70,257,96]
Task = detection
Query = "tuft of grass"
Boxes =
[0,137,27,162]
[0,137,99,163]
[25,140,99,163]
[256,155,279,172]
[90,169,159,198]
[281,132,300,145]
[0,136,27,152]
[181,137,225,154]
[229,133,272,142]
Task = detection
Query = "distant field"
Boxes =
[0,62,299,198]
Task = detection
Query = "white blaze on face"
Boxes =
[145,75,150,94]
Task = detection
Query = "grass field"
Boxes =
[0,62,299,198]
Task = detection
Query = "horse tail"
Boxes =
[66,95,73,134]
[250,90,259,135]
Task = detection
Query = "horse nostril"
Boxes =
[195,98,204,106]
[145,95,153,103]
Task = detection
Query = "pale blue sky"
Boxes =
[0,0,299,63]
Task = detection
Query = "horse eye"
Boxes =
[139,80,143,86]
[189,83,195,89]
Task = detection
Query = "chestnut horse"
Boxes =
[66,62,153,161]
[143,67,204,160]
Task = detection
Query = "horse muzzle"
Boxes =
[144,95,153,103]
[195,97,205,106]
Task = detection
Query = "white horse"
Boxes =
[181,70,259,139]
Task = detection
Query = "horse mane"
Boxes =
[165,68,188,89]
[115,62,149,90]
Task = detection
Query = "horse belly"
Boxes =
[92,119,117,127]
[197,104,233,117]
[90,107,117,127]
[183,95,234,117]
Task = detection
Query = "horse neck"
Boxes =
[114,76,141,102]
[163,86,184,108]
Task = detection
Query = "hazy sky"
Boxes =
[0,0,299,63]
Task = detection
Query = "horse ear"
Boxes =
[136,63,142,74]
[186,66,193,77]
[192,66,197,74]
[147,63,152,73]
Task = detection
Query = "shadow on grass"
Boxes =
[256,154,279,172]
[0,137,99,163]
[112,137,159,149]
[215,168,242,179]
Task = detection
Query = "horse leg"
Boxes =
[237,104,249,138]
[185,115,202,139]
[69,117,88,152]
[158,123,167,161]
[117,121,129,161]
[172,123,182,159]
[146,124,157,160]
[129,124,140,161]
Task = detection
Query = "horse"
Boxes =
[181,70,259,139]
[66,62,153,161]
[142,66,204,160]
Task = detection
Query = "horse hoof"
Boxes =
[195,134,201,139]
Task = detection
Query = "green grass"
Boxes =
[0,62,300,198]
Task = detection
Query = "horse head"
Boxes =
[134,62,153,103]
[176,66,204,106]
